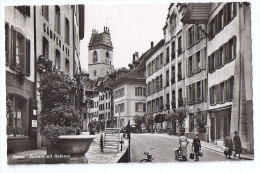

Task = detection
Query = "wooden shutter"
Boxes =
[223,4,227,26]
[143,103,146,112]
[204,79,208,102]
[192,55,195,73]
[209,87,212,105]
[230,76,234,100]
[201,47,206,70]
[186,86,189,105]
[5,23,10,66]
[26,39,30,76]
[11,25,17,67]
[233,3,237,18]
[233,36,237,59]
[135,103,138,112]
[135,87,137,96]
[208,55,211,72]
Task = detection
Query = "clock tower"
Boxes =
[88,26,114,80]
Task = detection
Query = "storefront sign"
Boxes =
[32,120,37,127]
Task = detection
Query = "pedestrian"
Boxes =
[233,131,242,159]
[179,132,188,160]
[192,133,201,161]
[224,133,233,159]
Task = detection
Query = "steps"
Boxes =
[104,128,120,152]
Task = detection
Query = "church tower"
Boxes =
[88,26,113,80]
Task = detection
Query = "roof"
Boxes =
[88,32,113,48]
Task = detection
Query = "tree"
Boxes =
[194,109,207,133]
[145,113,154,132]
[133,115,145,130]
[39,71,82,143]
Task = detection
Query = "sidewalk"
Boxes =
[7,133,129,164]
[167,134,254,160]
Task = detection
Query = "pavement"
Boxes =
[161,133,254,160]
[7,132,129,164]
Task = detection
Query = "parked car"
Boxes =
[120,124,142,133]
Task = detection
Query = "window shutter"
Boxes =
[186,86,189,105]
[135,87,137,96]
[208,55,211,72]
[233,3,237,18]
[26,39,30,76]
[192,55,195,73]
[209,87,212,105]
[204,79,208,102]
[230,76,234,100]
[135,103,138,112]
[233,36,237,59]
[143,103,146,112]
[201,48,205,70]
[224,43,228,63]
[223,4,227,26]
[5,23,10,66]
[143,87,146,96]
[194,54,197,72]
[11,25,17,67]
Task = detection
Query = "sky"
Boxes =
[80,2,169,71]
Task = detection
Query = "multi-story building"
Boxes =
[181,2,253,152]
[34,5,85,148]
[5,6,36,153]
[109,54,148,128]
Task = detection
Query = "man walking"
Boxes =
[224,133,233,159]
[233,131,242,159]
[192,134,201,161]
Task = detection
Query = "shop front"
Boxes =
[209,107,231,145]
[6,71,37,153]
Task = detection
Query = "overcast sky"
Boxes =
[80,2,169,71]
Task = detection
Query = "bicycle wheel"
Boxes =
[140,159,150,162]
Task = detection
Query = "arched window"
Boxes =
[93,51,98,63]
[106,51,109,59]
[94,70,97,76]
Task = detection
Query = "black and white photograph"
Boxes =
[0,0,260,173]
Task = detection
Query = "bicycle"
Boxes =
[140,147,154,162]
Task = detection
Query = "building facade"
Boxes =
[5,6,36,153]
[5,5,85,151]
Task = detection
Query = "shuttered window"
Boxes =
[5,23,9,66]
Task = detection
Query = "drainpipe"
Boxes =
[238,3,242,134]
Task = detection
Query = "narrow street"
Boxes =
[131,134,244,162]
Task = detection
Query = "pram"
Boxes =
[174,137,189,161]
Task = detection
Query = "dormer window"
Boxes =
[93,51,98,63]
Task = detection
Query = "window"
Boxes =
[178,36,182,55]
[42,37,49,59]
[171,41,175,59]
[94,70,97,76]
[156,56,160,70]
[187,25,194,47]
[188,56,193,76]
[159,97,163,110]
[152,60,156,72]
[178,62,182,81]
[10,28,31,75]
[5,23,9,65]
[166,47,170,64]
[93,51,98,63]
[136,102,146,112]
[106,51,109,59]
[55,6,61,35]
[42,6,49,21]
[166,93,170,109]
[7,96,25,133]
[156,98,159,111]
[197,81,202,101]
[178,88,183,107]
[160,53,163,67]
[65,59,69,74]
[65,18,70,45]
[196,51,201,71]
[171,65,175,83]
[159,75,163,90]
[156,77,159,91]
[55,49,60,69]
[166,70,169,87]
[172,90,176,108]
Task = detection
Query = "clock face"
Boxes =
[104,35,110,44]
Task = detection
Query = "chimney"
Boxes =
[151,41,154,48]
[133,54,135,61]
[135,52,139,60]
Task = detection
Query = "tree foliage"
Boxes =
[39,71,82,142]
[133,115,145,129]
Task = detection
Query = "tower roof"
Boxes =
[88,27,113,50]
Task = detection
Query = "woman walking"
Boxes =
[233,131,242,159]
[192,134,201,161]
[224,133,233,159]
